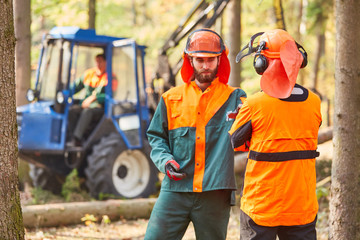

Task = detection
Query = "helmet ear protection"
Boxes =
[253,41,268,75]
[296,42,308,68]
[253,40,308,75]
[236,31,308,75]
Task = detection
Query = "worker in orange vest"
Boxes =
[229,29,322,240]
[68,53,116,147]
[144,28,247,240]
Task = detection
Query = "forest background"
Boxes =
[29,0,335,122]
[10,0,343,238]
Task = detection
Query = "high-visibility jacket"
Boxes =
[73,68,118,107]
[147,78,246,192]
[229,84,322,226]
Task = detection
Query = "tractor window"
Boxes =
[112,46,137,103]
[37,40,71,101]
[61,41,71,90]
[38,40,61,100]
[70,45,105,100]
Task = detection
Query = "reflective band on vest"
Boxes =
[249,150,320,162]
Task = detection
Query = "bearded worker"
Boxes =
[144,28,247,240]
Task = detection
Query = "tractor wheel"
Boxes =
[85,133,158,199]
[29,164,64,194]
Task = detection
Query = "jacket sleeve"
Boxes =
[72,75,85,94]
[92,85,106,105]
[229,99,252,151]
[146,97,174,173]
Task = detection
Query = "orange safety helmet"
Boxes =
[181,28,230,84]
[236,29,306,98]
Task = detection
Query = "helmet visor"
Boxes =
[185,29,224,57]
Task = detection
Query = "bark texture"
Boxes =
[273,0,286,30]
[23,198,156,228]
[329,1,360,239]
[0,0,25,239]
[227,0,241,87]
[88,0,96,29]
[14,0,31,106]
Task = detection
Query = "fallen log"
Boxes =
[234,127,333,173]
[22,198,156,228]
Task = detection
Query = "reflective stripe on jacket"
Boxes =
[229,84,322,226]
[147,78,247,192]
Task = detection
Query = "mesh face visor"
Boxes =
[235,32,264,63]
[184,29,225,57]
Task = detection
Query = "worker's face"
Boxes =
[191,56,219,83]
[95,56,106,73]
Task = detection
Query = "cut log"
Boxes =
[22,198,156,228]
[235,127,333,173]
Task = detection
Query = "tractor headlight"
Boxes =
[56,91,65,104]
[26,89,35,102]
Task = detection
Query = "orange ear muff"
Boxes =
[253,41,268,75]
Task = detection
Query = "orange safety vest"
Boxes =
[229,85,322,226]
[83,68,118,91]
[83,68,108,87]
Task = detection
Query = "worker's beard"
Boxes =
[194,66,218,83]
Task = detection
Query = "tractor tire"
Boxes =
[29,164,64,194]
[85,133,158,199]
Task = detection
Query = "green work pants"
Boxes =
[144,189,232,240]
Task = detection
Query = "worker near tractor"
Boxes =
[68,53,116,147]
[144,28,247,240]
[229,29,322,240]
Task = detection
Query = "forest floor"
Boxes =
[23,141,333,240]
[23,201,330,240]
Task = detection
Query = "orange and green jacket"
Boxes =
[147,78,246,192]
[73,68,117,108]
[229,84,322,227]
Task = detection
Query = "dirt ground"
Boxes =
[24,205,329,240]
[24,207,240,240]
[23,141,332,240]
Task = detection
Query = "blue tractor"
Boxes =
[17,27,158,199]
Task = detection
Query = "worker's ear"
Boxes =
[217,56,220,67]
[189,56,194,67]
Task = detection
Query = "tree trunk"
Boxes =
[88,0,96,29]
[14,0,31,106]
[273,0,286,30]
[227,0,241,87]
[0,0,25,239]
[297,0,305,85]
[22,198,156,228]
[310,33,325,90]
[132,0,137,26]
[329,1,360,239]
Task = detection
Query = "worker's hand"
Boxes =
[165,160,187,181]
[81,95,96,108]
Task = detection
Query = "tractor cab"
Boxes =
[17,27,157,199]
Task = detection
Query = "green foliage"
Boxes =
[316,186,329,200]
[307,0,334,34]
[98,192,118,201]
[61,169,91,202]
[30,187,63,205]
